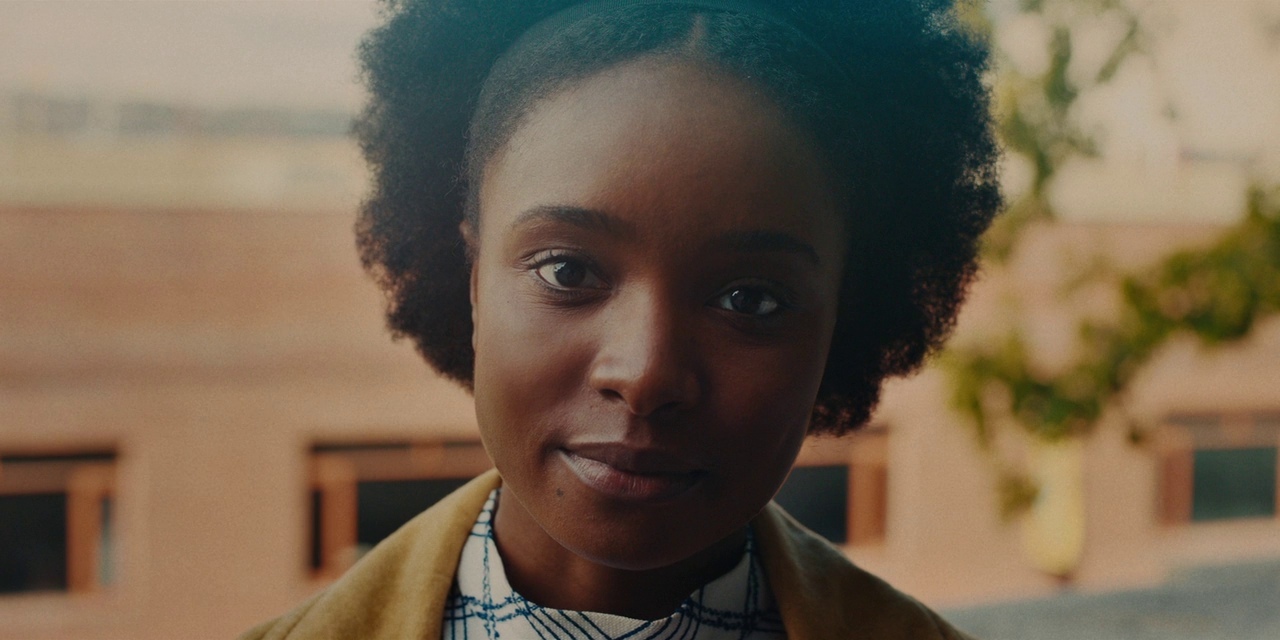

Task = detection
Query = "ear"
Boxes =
[459,220,480,349]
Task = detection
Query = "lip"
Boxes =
[558,444,707,502]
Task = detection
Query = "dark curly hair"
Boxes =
[354,0,1002,435]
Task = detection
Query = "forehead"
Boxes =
[477,56,844,248]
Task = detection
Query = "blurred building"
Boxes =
[2,94,1279,640]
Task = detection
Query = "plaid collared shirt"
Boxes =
[442,489,786,639]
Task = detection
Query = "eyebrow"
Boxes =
[509,204,821,266]
[509,204,636,238]
[709,229,822,266]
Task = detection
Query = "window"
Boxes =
[308,430,890,579]
[1191,447,1277,520]
[1158,413,1280,524]
[308,440,492,578]
[0,450,117,594]
[774,426,888,545]
[775,465,849,542]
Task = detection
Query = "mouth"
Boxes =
[557,444,707,502]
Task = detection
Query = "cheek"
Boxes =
[718,313,836,411]
[475,286,589,389]
[702,324,835,466]
[713,345,824,463]
[471,272,590,455]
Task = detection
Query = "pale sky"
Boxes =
[2,0,1279,221]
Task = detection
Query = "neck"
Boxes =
[491,490,748,620]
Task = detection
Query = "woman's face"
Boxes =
[470,57,847,571]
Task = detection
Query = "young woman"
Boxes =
[245,1,1000,638]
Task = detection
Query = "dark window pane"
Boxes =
[773,465,848,543]
[0,452,115,465]
[308,490,324,571]
[1192,447,1277,521]
[0,493,68,593]
[356,479,472,548]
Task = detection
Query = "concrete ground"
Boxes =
[942,561,1280,640]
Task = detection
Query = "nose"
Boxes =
[587,286,701,418]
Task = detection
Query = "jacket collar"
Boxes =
[245,468,969,640]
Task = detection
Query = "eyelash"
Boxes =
[527,250,608,296]
[523,250,795,318]
[711,283,794,318]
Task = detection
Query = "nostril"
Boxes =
[586,302,700,417]
[592,371,698,418]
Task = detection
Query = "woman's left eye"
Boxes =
[714,287,783,316]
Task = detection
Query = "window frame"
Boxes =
[307,440,493,579]
[307,427,891,580]
[788,425,889,546]
[0,450,117,594]
[1156,412,1280,525]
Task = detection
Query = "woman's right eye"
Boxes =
[533,257,606,290]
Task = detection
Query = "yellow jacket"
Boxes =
[242,470,975,639]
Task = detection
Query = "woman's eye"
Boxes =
[715,287,782,316]
[533,258,604,289]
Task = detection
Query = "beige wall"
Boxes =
[2,207,1278,638]
[868,222,1280,606]
[0,205,476,639]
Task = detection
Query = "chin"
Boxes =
[548,490,748,572]
[556,522,716,572]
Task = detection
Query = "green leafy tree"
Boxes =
[979,0,1145,259]
[944,0,1280,533]
[947,187,1280,517]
